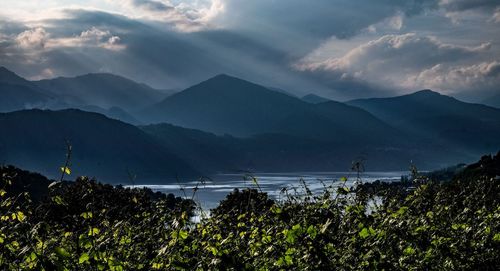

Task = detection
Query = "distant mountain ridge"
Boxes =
[302,94,331,104]
[348,90,500,155]
[142,74,308,136]
[34,73,167,111]
[0,109,197,183]
[0,67,39,88]
[1,67,500,177]
[482,93,500,109]
[140,74,403,146]
[141,122,470,173]
[0,82,52,112]
[0,67,173,123]
[0,67,54,112]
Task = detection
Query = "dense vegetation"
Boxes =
[1,153,500,270]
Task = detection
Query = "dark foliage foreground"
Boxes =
[1,154,500,270]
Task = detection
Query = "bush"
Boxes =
[1,161,500,270]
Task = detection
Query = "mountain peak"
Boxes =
[207,73,243,83]
[0,66,32,86]
[0,66,18,77]
[194,74,263,91]
[213,73,233,79]
[410,89,441,97]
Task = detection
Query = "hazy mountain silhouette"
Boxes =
[0,67,171,123]
[0,67,39,88]
[35,73,167,111]
[141,74,401,145]
[271,100,407,145]
[2,67,498,174]
[78,105,142,125]
[141,123,468,172]
[348,90,500,154]
[0,109,198,183]
[142,74,310,136]
[301,94,330,104]
[267,87,298,97]
[482,93,500,109]
[140,123,243,172]
[0,67,53,112]
[0,83,52,112]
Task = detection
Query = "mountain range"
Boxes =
[482,93,500,109]
[301,94,331,104]
[348,90,500,155]
[140,74,404,146]
[0,109,197,183]
[1,66,499,183]
[0,67,174,123]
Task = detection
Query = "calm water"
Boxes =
[129,172,406,211]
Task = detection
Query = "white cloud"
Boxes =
[439,0,499,11]
[388,13,404,30]
[114,0,225,31]
[296,33,496,94]
[405,61,500,92]
[439,0,500,24]
[15,27,48,49]
[80,27,112,41]
[29,68,55,80]
[7,26,125,54]
[46,27,125,51]
[492,8,500,22]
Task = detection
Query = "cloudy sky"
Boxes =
[0,0,499,101]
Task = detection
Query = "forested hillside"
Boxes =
[1,153,499,270]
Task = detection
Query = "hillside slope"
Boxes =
[0,109,198,183]
[141,74,403,146]
[35,73,166,111]
[348,90,500,154]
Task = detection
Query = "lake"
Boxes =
[129,171,406,211]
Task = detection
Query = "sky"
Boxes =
[0,0,499,101]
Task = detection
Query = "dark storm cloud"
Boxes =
[298,33,499,98]
[1,1,499,100]
[0,9,316,91]
[440,0,500,11]
[218,0,438,40]
[131,0,174,12]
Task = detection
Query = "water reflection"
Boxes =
[128,172,406,211]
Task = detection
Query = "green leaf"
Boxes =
[493,233,500,242]
[88,227,100,236]
[270,206,282,214]
[79,253,90,264]
[16,211,26,222]
[359,228,370,239]
[55,247,71,258]
[60,166,71,175]
[292,224,302,231]
[178,230,188,240]
[285,230,296,244]
[369,226,376,236]
[307,225,318,238]
[52,196,66,205]
[80,212,93,219]
[404,246,416,256]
